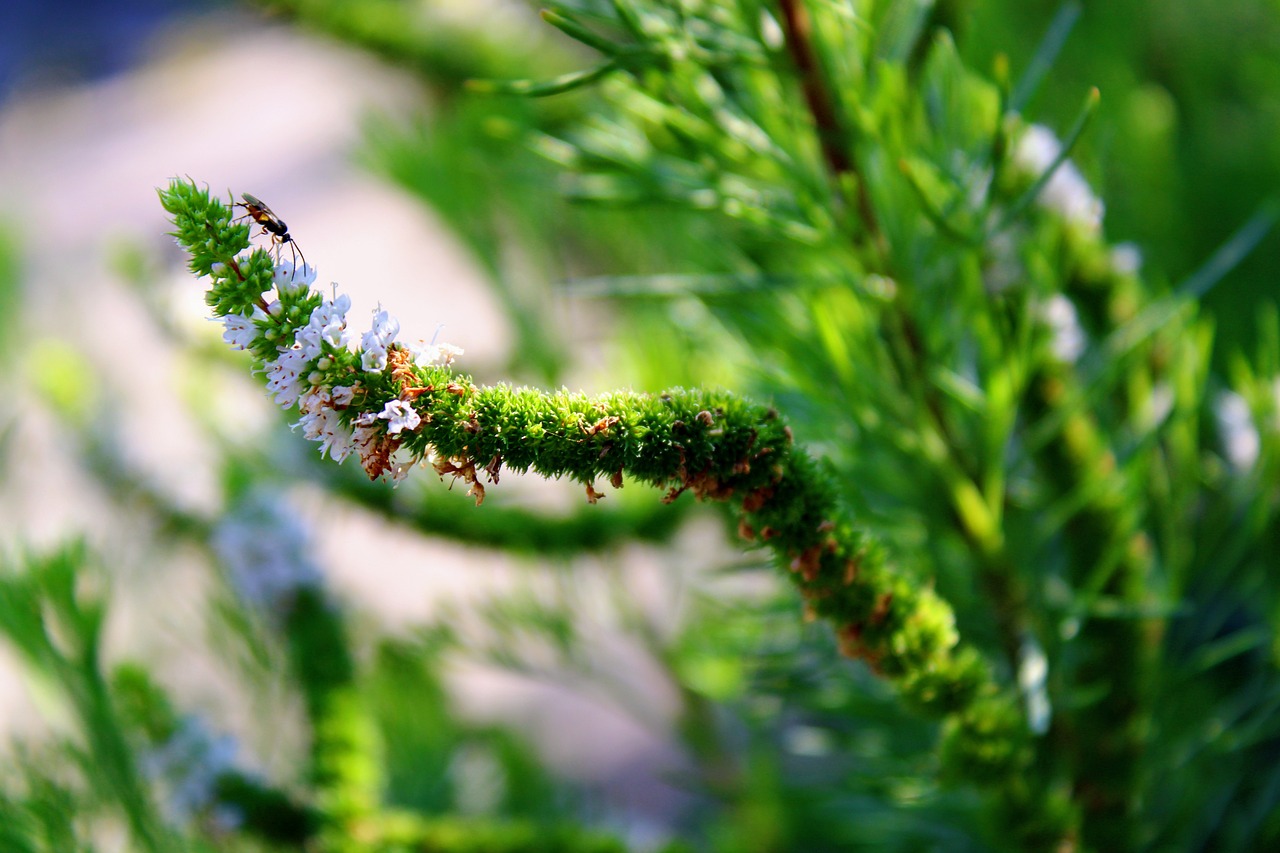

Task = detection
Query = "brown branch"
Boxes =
[775,0,884,246]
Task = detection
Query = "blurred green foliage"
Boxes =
[963,0,1280,362]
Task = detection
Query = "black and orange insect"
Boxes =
[235,192,307,273]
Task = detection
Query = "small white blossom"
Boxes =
[296,386,356,461]
[1018,636,1051,735]
[202,233,461,482]
[273,261,316,295]
[264,347,312,408]
[220,306,267,351]
[360,309,400,373]
[1110,243,1142,276]
[1042,294,1086,363]
[296,293,352,359]
[379,399,422,435]
[322,420,357,461]
[369,309,399,344]
[1216,391,1259,472]
[1014,124,1104,233]
[412,340,464,367]
[295,385,330,421]
[361,347,387,373]
[352,412,382,462]
[1145,383,1175,430]
[331,384,356,407]
[351,409,413,480]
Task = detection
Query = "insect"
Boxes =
[235,192,307,273]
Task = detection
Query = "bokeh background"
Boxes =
[2,0,1279,849]
[0,1,738,840]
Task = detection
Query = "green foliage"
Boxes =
[0,545,176,852]
[5,1,1280,852]
[964,0,1280,363]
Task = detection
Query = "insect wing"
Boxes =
[240,193,278,221]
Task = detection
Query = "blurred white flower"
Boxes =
[1018,635,1051,735]
[1215,391,1259,472]
[1042,294,1086,363]
[211,490,321,611]
[142,716,241,828]
[1110,242,1143,276]
[1014,124,1104,233]
[412,340,464,367]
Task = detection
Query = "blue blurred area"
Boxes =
[0,0,222,100]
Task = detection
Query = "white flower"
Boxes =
[331,385,355,407]
[361,346,387,373]
[273,261,316,296]
[1042,294,1086,363]
[320,418,357,461]
[1146,381,1172,427]
[378,399,422,435]
[360,309,400,373]
[352,412,382,458]
[1014,124,1104,233]
[296,293,352,359]
[1110,243,1142,276]
[264,347,312,408]
[1018,635,1051,735]
[1216,391,1259,472]
[296,385,330,419]
[220,307,266,350]
[412,340,464,367]
[296,386,356,461]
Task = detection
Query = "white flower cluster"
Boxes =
[1216,390,1261,472]
[361,309,399,372]
[1041,294,1086,363]
[1214,381,1280,474]
[1013,124,1104,234]
[218,259,461,480]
